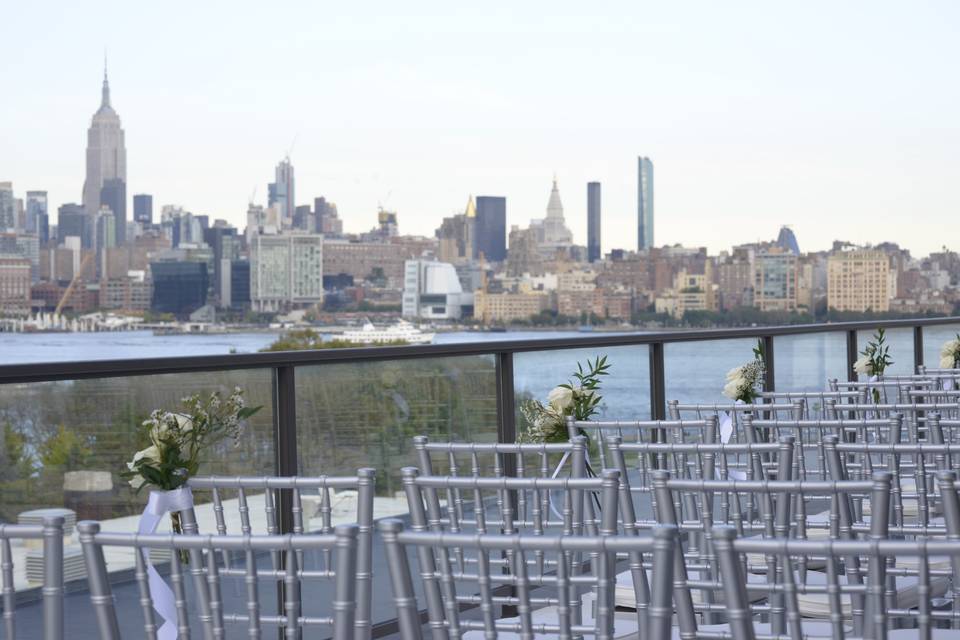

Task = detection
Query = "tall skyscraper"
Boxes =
[587,182,601,263]
[268,157,295,225]
[0,182,15,230]
[475,196,506,262]
[637,156,654,251]
[100,178,127,245]
[58,203,90,248]
[133,194,153,225]
[539,178,573,247]
[25,191,48,243]
[82,63,127,220]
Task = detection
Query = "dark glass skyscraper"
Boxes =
[57,203,90,247]
[474,196,506,262]
[587,182,601,262]
[99,177,126,245]
[637,156,654,251]
[133,194,153,225]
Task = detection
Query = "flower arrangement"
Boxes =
[518,356,610,444]
[722,340,766,403]
[940,335,960,369]
[121,388,261,537]
[854,328,893,403]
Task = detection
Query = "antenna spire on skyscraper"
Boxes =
[101,50,111,108]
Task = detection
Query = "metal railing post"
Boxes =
[649,342,666,420]
[273,364,299,640]
[914,325,924,373]
[495,352,517,448]
[846,330,858,382]
[762,335,775,394]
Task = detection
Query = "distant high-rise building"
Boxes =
[776,226,800,255]
[314,197,343,236]
[268,157,295,225]
[637,157,654,251]
[133,194,153,225]
[82,63,126,219]
[293,204,313,231]
[436,196,476,264]
[250,234,323,312]
[0,182,14,230]
[25,191,49,244]
[99,178,127,245]
[475,196,506,262]
[827,249,891,312]
[150,260,209,317]
[57,203,90,248]
[540,178,573,247]
[587,182,601,262]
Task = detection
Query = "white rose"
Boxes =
[853,356,872,376]
[128,473,147,489]
[725,366,744,382]
[723,378,743,400]
[547,386,574,411]
[175,414,194,434]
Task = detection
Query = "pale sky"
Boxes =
[2,1,959,256]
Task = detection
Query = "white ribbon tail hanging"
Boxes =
[945,378,955,391]
[719,399,745,444]
[138,487,195,640]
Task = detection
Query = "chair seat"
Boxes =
[796,571,950,617]
[614,568,768,608]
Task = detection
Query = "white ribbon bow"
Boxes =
[719,399,745,444]
[138,487,195,640]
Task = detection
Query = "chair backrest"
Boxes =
[712,525,960,640]
[828,377,936,404]
[757,390,866,418]
[378,518,678,640]
[667,402,803,444]
[567,418,718,468]
[0,516,64,640]
[186,471,375,639]
[413,435,586,481]
[824,399,960,425]
[77,520,359,640]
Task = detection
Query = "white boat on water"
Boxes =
[342,319,435,345]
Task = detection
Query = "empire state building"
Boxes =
[82,64,127,242]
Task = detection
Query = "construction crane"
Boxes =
[55,252,95,315]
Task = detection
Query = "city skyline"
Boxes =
[2,2,960,256]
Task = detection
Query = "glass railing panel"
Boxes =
[513,344,651,423]
[923,323,960,368]
[774,332,848,391]
[856,327,914,376]
[294,354,498,630]
[0,369,276,638]
[664,337,758,405]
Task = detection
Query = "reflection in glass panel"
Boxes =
[856,327,913,376]
[774,332,848,391]
[0,370,275,523]
[923,324,960,368]
[0,370,276,636]
[665,338,757,404]
[513,345,650,421]
[295,355,498,494]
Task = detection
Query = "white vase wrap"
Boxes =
[138,487,195,640]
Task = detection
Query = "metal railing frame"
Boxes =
[1,316,958,637]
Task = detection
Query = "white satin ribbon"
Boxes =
[945,378,955,391]
[138,487,195,640]
[719,399,745,444]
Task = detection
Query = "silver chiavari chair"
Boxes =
[378,517,679,640]
[567,417,719,470]
[648,467,890,637]
[757,390,866,419]
[78,520,359,640]
[668,401,803,445]
[0,515,64,640]
[712,526,960,640]
[824,399,960,428]
[186,471,375,639]
[401,467,622,627]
